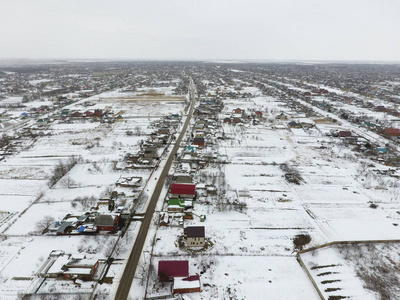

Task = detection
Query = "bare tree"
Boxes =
[136,263,148,286]
[134,126,142,136]
[35,215,55,234]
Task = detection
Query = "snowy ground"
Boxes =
[301,242,400,300]
[2,72,400,299]
[136,82,400,300]
[0,87,186,298]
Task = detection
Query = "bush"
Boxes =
[293,234,311,251]
[280,162,304,185]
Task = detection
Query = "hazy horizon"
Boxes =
[1,58,400,66]
[1,0,400,62]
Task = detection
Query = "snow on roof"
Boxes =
[94,214,117,225]
[64,268,92,275]
[174,275,200,290]
[196,183,206,189]
[68,259,98,267]
[47,255,70,275]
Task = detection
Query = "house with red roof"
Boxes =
[94,214,120,231]
[158,261,201,293]
[171,183,196,199]
[84,111,94,118]
[234,108,242,114]
[158,260,189,282]
[383,128,400,137]
[254,111,263,118]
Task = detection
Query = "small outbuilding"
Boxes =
[288,121,301,128]
[173,275,201,294]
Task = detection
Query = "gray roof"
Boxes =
[57,221,74,234]
[94,215,115,226]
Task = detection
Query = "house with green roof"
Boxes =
[168,199,193,212]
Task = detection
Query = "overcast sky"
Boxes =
[1,0,399,61]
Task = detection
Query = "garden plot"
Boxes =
[252,96,286,108]
[0,179,47,197]
[147,255,319,300]
[305,204,388,221]
[299,164,359,180]
[298,172,361,188]
[0,235,113,279]
[53,163,121,189]
[222,99,255,110]
[224,144,295,165]
[358,183,400,204]
[90,92,186,117]
[235,128,296,150]
[51,122,100,132]
[204,256,319,300]
[40,186,108,203]
[324,218,400,241]
[294,185,368,204]
[5,201,76,235]
[0,195,34,212]
[153,203,320,257]
[224,164,287,191]
[300,244,400,300]
[22,135,91,157]
[1,155,64,167]
[250,190,303,207]
[0,165,51,180]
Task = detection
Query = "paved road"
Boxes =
[114,78,197,300]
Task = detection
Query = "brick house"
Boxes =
[94,214,120,231]
[63,259,100,280]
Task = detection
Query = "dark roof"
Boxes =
[186,226,205,238]
[158,260,189,278]
[338,131,352,137]
[171,183,196,195]
[193,137,205,144]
